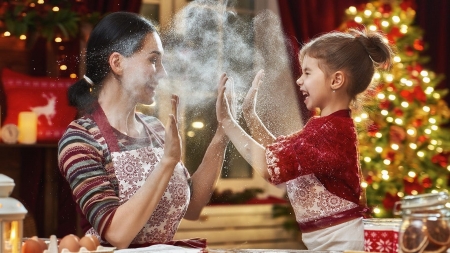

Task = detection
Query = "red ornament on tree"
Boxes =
[403,176,424,195]
[412,119,423,127]
[413,39,424,51]
[382,192,400,211]
[379,3,392,14]
[421,176,433,189]
[400,0,416,11]
[431,153,449,168]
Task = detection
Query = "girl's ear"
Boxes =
[331,71,345,90]
[109,52,123,75]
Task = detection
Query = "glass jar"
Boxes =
[394,192,450,253]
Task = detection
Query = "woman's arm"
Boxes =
[216,73,270,180]
[184,126,229,220]
[242,69,276,146]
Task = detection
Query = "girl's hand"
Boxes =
[242,69,264,115]
[216,73,233,125]
[163,94,182,164]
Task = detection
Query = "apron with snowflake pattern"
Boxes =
[87,106,191,246]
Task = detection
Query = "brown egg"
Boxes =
[87,235,100,248]
[22,239,42,253]
[58,234,80,253]
[31,236,47,251]
[79,236,96,251]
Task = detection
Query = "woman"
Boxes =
[58,12,229,249]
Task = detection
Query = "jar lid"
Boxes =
[400,192,449,209]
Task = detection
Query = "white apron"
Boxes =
[87,107,190,245]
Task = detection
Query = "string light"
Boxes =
[385,74,394,82]
[400,24,408,33]
[407,128,415,136]
[425,87,434,94]
[392,16,400,23]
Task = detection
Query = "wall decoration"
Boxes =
[1,68,77,142]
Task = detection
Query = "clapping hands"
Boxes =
[164,94,182,164]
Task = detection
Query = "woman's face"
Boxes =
[120,32,167,105]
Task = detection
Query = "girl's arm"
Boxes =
[216,73,270,180]
[242,69,276,146]
[184,126,229,220]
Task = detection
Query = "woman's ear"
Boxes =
[331,71,345,90]
[109,52,123,75]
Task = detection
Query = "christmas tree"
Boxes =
[341,0,450,217]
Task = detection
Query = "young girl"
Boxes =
[216,28,395,250]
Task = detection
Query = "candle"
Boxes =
[18,112,37,144]
[10,221,18,253]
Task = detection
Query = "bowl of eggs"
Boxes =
[22,234,115,253]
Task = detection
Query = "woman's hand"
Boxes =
[216,73,233,126]
[242,69,264,116]
[163,94,182,165]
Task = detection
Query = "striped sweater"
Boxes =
[57,113,165,237]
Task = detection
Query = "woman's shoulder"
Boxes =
[58,116,105,151]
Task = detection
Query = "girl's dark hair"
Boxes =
[68,12,157,113]
[299,28,396,103]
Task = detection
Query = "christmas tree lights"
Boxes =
[342,0,450,217]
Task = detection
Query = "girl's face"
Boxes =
[121,32,167,105]
[296,56,331,112]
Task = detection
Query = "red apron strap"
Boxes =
[91,103,121,153]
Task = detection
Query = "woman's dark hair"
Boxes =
[299,28,396,103]
[68,12,157,113]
